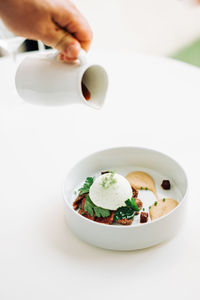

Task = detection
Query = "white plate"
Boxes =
[63,147,188,250]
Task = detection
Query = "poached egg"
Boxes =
[89,173,132,210]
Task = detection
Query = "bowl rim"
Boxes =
[63,146,189,229]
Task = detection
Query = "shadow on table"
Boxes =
[39,197,185,272]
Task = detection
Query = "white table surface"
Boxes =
[0,51,199,299]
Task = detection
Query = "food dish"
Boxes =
[63,147,188,250]
[72,169,178,226]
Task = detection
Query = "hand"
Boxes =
[0,0,93,61]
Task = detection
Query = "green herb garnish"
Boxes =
[143,208,145,211]
[84,195,94,216]
[145,187,148,190]
[94,206,111,218]
[114,197,139,222]
[101,172,116,189]
[140,187,143,190]
[154,201,158,206]
[162,198,166,202]
[125,197,139,211]
[84,195,110,218]
[113,206,135,221]
[79,177,94,195]
[149,206,151,210]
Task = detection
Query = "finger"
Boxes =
[41,22,81,59]
[64,15,93,51]
[58,52,77,63]
[51,2,93,51]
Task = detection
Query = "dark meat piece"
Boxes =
[73,193,87,210]
[132,187,138,198]
[116,218,133,225]
[161,180,171,190]
[135,198,143,215]
[78,209,95,221]
[81,197,87,210]
[136,198,143,210]
[96,211,114,225]
[101,171,110,175]
[140,212,148,223]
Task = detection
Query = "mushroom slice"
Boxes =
[149,198,178,220]
[126,171,157,196]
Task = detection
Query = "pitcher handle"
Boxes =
[48,48,87,65]
[78,49,87,65]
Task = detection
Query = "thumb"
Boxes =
[43,26,81,60]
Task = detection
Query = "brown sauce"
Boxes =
[81,82,91,100]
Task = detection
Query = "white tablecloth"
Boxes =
[0,51,199,299]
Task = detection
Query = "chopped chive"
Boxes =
[102,172,116,189]
[162,198,166,202]
[81,211,85,215]
[74,191,77,195]
[149,206,151,210]
[154,201,158,206]
[140,187,143,190]
[142,208,145,211]
[145,187,148,190]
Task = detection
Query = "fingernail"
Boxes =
[64,43,80,59]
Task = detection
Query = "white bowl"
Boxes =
[63,147,188,250]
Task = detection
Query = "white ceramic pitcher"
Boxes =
[15,50,108,109]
